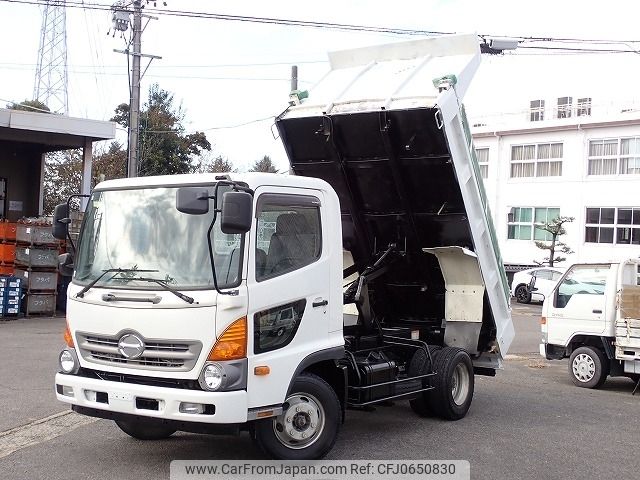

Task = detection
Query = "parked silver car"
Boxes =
[510,267,565,304]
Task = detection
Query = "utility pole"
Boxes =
[128,0,142,178]
[111,1,160,178]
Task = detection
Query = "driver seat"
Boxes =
[265,213,315,276]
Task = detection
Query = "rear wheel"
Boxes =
[569,346,609,388]
[515,284,531,304]
[253,373,341,459]
[427,347,474,420]
[115,419,176,440]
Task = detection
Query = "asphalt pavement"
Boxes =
[1,304,638,480]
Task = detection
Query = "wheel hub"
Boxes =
[572,353,595,382]
[451,362,470,406]
[273,394,325,449]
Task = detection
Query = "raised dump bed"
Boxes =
[276,34,514,361]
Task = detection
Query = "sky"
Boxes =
[1,0,640,172]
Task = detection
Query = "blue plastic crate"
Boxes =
[0,276,22,289]
[5,297,19,307]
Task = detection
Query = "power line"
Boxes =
[5,0,639,47]
[0,0,449,36]
[0,60,328,68]
[0,64,309,81]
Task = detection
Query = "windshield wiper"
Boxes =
[121,277,197,304]
[76,268,159,298]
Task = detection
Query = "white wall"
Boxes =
[474,122,640,267]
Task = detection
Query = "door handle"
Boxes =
[592,309,602,314]
[312,300,328,308]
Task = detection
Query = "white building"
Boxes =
[471,96,640,272]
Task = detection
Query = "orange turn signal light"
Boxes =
[254,366,270,376]
[63,320,74,347]
[207,316,247,361]
[540,316,547,325]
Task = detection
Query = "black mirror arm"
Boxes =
[204,181,253,297]
[206,183,236,297]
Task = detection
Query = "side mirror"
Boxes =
[528,275,538,292]
[58,252,74,277]
[53,203,70,240]
[176,187,210,215]
[221,191,253,234]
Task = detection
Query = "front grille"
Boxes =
[79,368,203,390]
[77,331,202,372]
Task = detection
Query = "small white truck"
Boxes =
[539,259,640,389]
[53,34,514,459]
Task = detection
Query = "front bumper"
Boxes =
[539,343,565,360]
[55,373,248,424]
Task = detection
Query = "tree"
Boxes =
[534,216,575,267]
[112,84,211,176]
[195,154,235,173]
[6,99,51,113]
[249,155,278,173]
[92,141,127,186]
[42,150,83,214]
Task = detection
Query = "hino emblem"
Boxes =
[117,333,145,359]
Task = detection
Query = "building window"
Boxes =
[475,147,489,179]
[577,97,592,116]
[530,99,545,121]
[585,207,640,245]
[588,137,640,175]
[511,143,563,178]
[508,207,560,240]
[620,138,640,175]
[557,97,572,118]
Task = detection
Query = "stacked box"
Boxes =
[15,219,59,317]
[0,276,22,317]
[0,221,17,276]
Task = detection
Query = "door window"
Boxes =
[255,194,321,281]
[555,265,609,308]
[536,269,553,280]
[551,271,563,281]
[254,300,306,353]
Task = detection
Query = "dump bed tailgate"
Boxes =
[276,34,514,357]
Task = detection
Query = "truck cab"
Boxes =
[540,259,640,388]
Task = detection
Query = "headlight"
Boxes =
[59,349,79,374]
[199,363,225,391]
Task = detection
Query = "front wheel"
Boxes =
[427,347,474,420]
[569,346,609,388]
[115,419,176,440]
[253,373,341,459]
[515,285,532,304]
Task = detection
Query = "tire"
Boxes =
[253,373,341,459]
[569,346,609,389]
[427,347,474,420]
[514,284,531,304]
[115,419,176,440]
[408,346,441,417]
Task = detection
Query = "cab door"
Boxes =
[245,186,332,408]
[545,264,610,346]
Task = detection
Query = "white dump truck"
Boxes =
[53,34,514,459]
[539,259,640,389]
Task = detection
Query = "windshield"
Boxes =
[74,185,243,290]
